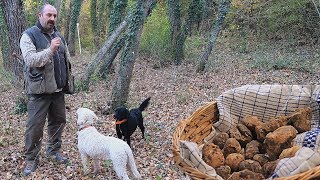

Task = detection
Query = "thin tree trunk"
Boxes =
[167,0,182,65]
[63,0,72,43]
[175,0,204,65]
[90,0,99,49]
[55,0,62,15]
[97,0,108,43]
[68,0,83,56]
[0,3,10,71]
[167,0,204,65]
[0,0,26,84]
[197,0,230,72]
[54,0,62,30]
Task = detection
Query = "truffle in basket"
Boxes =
[245,140,262,159]
[253,154,269,166]
[264,125,297,160]
[202,143,225,168]
[225,153,245,172]
[223,138,242,157]
[238,159,263,174]
[228,169,265,180]
[287,107,311,133]
[255,116,290,141]
[215,165,231,180]
[262,160,280,178]
[229,124,253,146]
[279,145,301,159]
[242,115,263,133]
[212,132,229,149]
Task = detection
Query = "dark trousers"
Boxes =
[25,92,66,161]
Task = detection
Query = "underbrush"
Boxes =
[0,61,13,92]
[182,32,320,75]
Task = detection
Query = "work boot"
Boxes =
[23,160,38,176]
[47,152,69,164]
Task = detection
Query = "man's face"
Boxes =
[38,5,57,32]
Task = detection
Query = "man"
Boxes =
[20,3,73,176]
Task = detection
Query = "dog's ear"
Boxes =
[77,108,98,125]
[92,111,99,121]
[114,107,129,120]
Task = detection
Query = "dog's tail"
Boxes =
[126,147,141,179]
[139,97,151,111]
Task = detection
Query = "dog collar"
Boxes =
[79,125,92,131]
[115,119,127,125]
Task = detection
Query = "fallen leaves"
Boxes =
[1,46,319,179]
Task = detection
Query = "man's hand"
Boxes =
[50,37,61,53]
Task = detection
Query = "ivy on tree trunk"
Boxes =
[109,0,155,111]
[108,0,128,34]
[90,0,99,48]
[167,0,204,65]
[99,0,156,79]
[167,0,182,65]
[0,0,26,84]
[97,0,128,78]
[68,0,83,56]
[96,0,108,42]
[197,0,230,72]
[0,2,10,71]
[110,2,143,110]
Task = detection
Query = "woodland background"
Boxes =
[1,0,320,179]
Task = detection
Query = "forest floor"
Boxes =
[1,40,320,179]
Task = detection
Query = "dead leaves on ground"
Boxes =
[1,52,319,179]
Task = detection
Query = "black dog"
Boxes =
[114,97,151,147]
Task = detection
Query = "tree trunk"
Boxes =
[0,3,10,72]
[55,0,62,15]
[63,0,72,43]
[109,0,156,111]
[82,18,129,89]
[97,0,108,43]
[108,0,128,35]
[167,0,182,65]
[68,0,83,56]
[99,0,156,79]
[98,36,126,78]
[167,0,204,65]
[197,0,230,72]
[90,0,99,49]
[95,0,128,78]
[0,0,26,84]
[175,0,204,65]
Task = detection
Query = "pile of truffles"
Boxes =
[202,107,312,179]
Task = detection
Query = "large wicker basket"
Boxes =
[172,101,320,180]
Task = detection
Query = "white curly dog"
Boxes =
[76,107,141,179]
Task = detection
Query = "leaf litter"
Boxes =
[1,45,319,179]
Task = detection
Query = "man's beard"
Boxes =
[45,21,55,32]
[47,20,55,26]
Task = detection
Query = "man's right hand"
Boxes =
[50,37,61,53]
